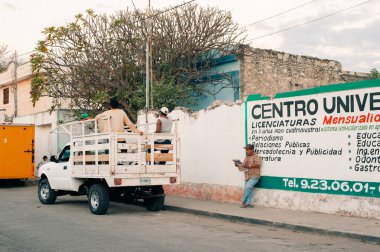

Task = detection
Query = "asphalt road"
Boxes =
[0,183,379,252]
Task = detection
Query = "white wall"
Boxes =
[138,100,380,219]
[175,105,246,187]
[138,102,247,187]
[35,125,51,165]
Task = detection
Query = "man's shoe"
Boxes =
[246,204,253,208]
[240,202,247,208]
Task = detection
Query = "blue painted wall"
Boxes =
[188,54,240,111]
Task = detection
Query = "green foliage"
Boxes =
[30,4,245,115]
[370,68,379,79]
[129,80,196,112]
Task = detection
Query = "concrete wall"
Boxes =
[138,99,380,219]
[17,79,52,116]
[0,62,54,121]
[138,102,247,202]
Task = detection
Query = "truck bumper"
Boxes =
[105,176,180,187]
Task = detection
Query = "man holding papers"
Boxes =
[234,144,262,208]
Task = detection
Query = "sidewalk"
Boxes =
[165,196,380,244]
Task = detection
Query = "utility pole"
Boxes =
[145,1,151,122]
[149,0,154,109]
[12,51,18,119]
[141,0,194,116]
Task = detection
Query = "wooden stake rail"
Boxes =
[58,118,181,180]
[73,153,173,162]
[117,143,173,151]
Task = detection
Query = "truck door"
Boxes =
[48,145,73,190]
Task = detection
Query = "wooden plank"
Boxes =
[73,145,111,152]
[144,144,173,150]
[145,153,173,162]
[72,154,109,162]
[72,156,83,162]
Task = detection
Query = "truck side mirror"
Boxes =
[50,156,57,162]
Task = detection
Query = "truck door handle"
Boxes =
[24,149,32,153]
[63,166,67,170]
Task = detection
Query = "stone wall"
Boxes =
[341,70,371,83]
[239,46,344,98]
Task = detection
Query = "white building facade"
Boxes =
[0,62,70,171]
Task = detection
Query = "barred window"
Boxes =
[3,88,9,105]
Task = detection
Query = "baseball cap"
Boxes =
[160,107,169,115]
[81,113,89,119]
[244,144,254,150]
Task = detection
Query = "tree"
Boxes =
[31,4,246,119]
[370,68,379,79]
[0,45,11,72]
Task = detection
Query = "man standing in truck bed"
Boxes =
[154,107,173,164]
[95,98,143,135]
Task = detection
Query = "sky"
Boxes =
[1,0,379,72]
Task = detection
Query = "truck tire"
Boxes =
[38,178,57,204]
[88,184,109,215]
[144,186,165,212]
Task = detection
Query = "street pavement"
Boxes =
[165,196,380,244]
[18,181,380,242]
[0,183,379,251]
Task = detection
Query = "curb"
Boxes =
[165,205,380,245]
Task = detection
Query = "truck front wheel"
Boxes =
[88,184,109,215]
[38,178,57,204]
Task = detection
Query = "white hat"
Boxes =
[160,107,169,115]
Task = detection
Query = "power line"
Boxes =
[246,0,375,42]
[131,0,195,25]
[10,1,193,60]
[242,0,318,28]
[0,59,33,81]
[130,0,137,11]
[12,0,193,59]
[151,0,195,18]
[12,0,194,61]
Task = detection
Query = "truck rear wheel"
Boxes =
[144,186,165,212]
[38,178,57,204]
[88,184,109,215]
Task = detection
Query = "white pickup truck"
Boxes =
[37,118,180,215]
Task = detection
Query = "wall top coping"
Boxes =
[0,62,32,87]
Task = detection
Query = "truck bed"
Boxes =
[69,131,180,186]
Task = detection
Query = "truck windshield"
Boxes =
[58,146,71,162]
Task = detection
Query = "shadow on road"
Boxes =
[44,195,154,215]
[0,180,26,188]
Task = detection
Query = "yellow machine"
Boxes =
[0,124,35,180]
